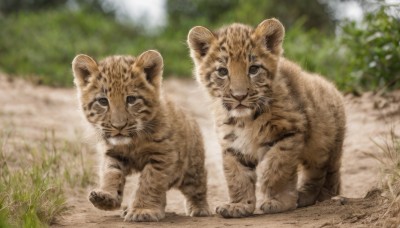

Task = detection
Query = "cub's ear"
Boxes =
[187,26,216,60]
[72,54,98,87]
[253,18,285,55]
[134,50,163,86]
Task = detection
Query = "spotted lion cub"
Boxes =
[188,19,346,217]
[72,50,210,222]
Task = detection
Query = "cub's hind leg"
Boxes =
[318,147,342,202]
[179,160,211,217]
[318,109,345,202]
[297,161,327,207]
[89,154,127,210]
[299,132,344,206]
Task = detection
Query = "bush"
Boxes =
[283,19,345,87]
[340,6,400,91]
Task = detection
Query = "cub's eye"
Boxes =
[98,98,109,106]
[126,96,136,105]
[217,67,228,77]
[249,65,260,75]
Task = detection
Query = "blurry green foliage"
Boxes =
[0,0,67,14]
[223,0,335,34]
[167,0,237,25]
[0,4,198,86]
[340,6,400,91]
[283,19,346,87]
[163,0,340,82]
[0,0,338,87]
[167,0,336,33]
[0,0,105,15]
[0,9,140,86]
[0,0,399,91]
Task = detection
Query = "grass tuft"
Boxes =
[368,128,400,226]
[0,130,66,228]
[0,128,94,227]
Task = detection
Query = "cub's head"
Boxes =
[187,18,284,118]
[72,50,163,145]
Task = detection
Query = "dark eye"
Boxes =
[126,96,136,105]
[249,65,260,75]
[98,98,109,106]
[217,67,228,77]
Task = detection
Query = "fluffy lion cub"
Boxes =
[72,50,210,222]
[188,19,346,217]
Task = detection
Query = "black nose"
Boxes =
[231,92,248,101]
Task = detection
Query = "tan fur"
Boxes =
[72,50,210,222]
[187,18,346,218]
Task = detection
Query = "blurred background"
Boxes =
[1,1,400,227]
[0,0,399,92]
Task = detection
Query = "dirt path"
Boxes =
[1,75,399,227]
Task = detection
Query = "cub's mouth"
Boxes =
[108,134,132,145]
[230,104,253,118]
[234,104,249,110]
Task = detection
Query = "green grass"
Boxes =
[61,131,94,188]
[368,129,400,226]
[369,130,400,196]
[0,128,94,227]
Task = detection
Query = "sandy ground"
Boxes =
[1,75,399,227]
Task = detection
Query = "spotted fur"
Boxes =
[72,50,210,222]
[188,18,346,218]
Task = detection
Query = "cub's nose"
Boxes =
[111,121,127,130]
[230,91,248,101]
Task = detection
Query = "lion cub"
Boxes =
[72,50,210,222]
[188,19,346,217]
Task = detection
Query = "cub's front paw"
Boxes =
[216,203,254,218]
[297,191,318,207]
[188,206,211,217]
[88,190,121,210]
[124,208,165,222]
[260,198,296,214]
